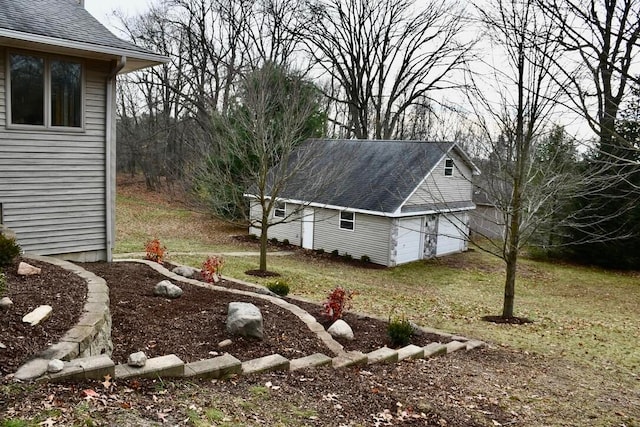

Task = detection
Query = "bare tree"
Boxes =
[302,0,471,139]
[467,0,570,319]
[537,0,640,157]
[195,63,326,272]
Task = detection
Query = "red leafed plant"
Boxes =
[201,255,224,283]
[323,286,355,322]
[144,238,167,264]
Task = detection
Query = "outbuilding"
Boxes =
[247,139,480,266]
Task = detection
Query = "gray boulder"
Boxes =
[153,280,183,298]
[328,319,354,340]
[171,265,199,278]
[226,302,264,340]
[0,297,13,310]
[47,359,65,373]
[128,351,147,367]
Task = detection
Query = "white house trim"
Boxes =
[0,29,167,72]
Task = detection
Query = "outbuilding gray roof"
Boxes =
[264,139,473,214]
[0,0,165,69]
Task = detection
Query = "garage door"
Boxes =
[396,217,423,264]
[436,214,467,256]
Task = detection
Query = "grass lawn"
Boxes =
[111,179,640,425]
[117,181,639,375]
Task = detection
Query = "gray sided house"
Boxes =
[247,139,480,267]
[0,0,166,261]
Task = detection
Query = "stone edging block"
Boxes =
[242,354,290,375]
[115,354,185,379]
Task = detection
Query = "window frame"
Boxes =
[339,210,355,231]
[444,158,454,176]
[6,50,85,132]
[273,201,286,218]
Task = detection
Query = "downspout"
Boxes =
[105,56,126,262]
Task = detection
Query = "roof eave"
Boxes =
[0,28,168,72]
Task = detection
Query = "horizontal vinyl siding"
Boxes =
[0,49,109,256]
[313,208,391,266]
[406,151,473,207]
[249,201,302,244]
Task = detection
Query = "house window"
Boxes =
[274,202,286,218]
[339,211,355,230]
[9,53,82,128]
[444,158,454,176]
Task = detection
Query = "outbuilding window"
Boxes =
[8,53,82,129]
[444,158,454,176]
[274,202,286,218]
[339,211,355,230]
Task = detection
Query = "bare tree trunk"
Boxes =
[503,249,517,318]
[260,210,269,272]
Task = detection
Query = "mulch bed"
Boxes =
[0,257,86,376]
[1,259,449,377]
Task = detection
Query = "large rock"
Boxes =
[153,280,183,299]
[22,305,52,326]
[17,262,41,276]
[328,319,354,340]
[171,265,199,279]
[226,302,264,340]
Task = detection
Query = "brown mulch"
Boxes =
[1,259,448,374]
[0,257,86,376]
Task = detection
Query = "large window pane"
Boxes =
[10,54,44,125]
[51,60,82,127]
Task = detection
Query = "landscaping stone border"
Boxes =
[12,257,486,382]
[13,255,112,381]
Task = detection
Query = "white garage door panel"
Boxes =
[437,214,466,256]
[396,217,423,264]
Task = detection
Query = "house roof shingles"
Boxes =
[0,0,162,62]
[270,139,463,214]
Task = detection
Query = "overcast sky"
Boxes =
[85,0,151,30]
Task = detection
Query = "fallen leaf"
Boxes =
[102,374,112,389]
[83,389,99,399]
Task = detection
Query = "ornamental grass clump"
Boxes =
[387,313,414,347]
[144,238,167,264]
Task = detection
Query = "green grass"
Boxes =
[116,189,640,375]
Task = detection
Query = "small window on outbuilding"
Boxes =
[339,211,355,230]
[274,202,286,218]
[444,158,454,176]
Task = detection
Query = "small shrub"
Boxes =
[201,255,224,283]
[322,286,355,322]
[343,253,352,261]
[266,278,291,296]
[315,248,325,255]
[270,237,279,244]
[248,234,258,240]
[0,269,6,297]
[144,238,167,264]
[330,249,340,257]
[0,234,21,267]
[282,239,290,246]
[360,255,371,263]
[387,313,414,347]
